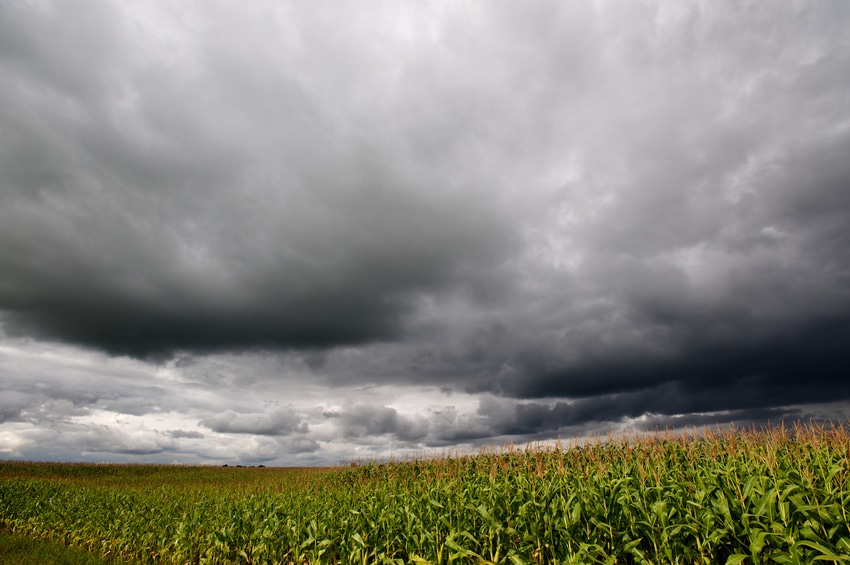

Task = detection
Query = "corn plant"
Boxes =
[1,422,849,564]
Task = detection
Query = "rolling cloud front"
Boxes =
[1,0,850,465]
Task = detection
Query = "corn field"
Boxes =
[1,423,849,564]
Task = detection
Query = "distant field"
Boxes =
[1,424,849,564]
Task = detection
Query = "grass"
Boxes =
[1,422,849,564]
[0,530,127,565]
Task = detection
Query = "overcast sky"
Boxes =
[2,0,850,466]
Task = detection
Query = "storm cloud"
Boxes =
[1,0,849,465]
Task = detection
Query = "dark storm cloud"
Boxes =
[483,124,850,409]
[498,315,850,402]
[0,0,516,358]
[2,0,850,463]
[473,386,815,439]
[632,409,805,434]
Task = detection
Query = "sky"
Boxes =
[1,0,850,466]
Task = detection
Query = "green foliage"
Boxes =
[0,530,128,565]
[1,423,849,564]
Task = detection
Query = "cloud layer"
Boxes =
[1,0,849,464]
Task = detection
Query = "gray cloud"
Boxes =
[1,0,849,463]
[0,391,29,423]
[334,404,429,442]
[169,429,205,439]
[200,408,308,436]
